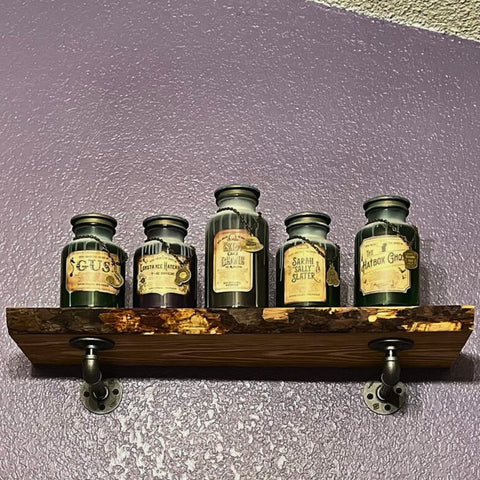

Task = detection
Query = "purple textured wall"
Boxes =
[1,1,479,478]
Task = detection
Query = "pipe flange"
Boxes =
[368,338,414,352]
[80,378,123,414]
[363,380,406,415]
[70,337,115,351]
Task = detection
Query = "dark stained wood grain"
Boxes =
[6,306,474,369]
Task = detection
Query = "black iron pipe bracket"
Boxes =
[363,338,414,415]
[70,337,122,415]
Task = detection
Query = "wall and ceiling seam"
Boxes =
[308,0,480,42]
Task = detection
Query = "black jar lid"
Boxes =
[285,211,331,230]
[214,184,260,204]
[143,215,189,234]
[363,195,410,215]
[71,213,117,230]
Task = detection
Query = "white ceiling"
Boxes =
[309,0,480,42]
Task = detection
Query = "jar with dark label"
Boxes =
[205,184,269,307]
[276,212,340,307]
[60,213,127,307]
[354,195,420,306]
[133,215,197,308]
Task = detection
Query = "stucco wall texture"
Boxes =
[1,1,479,479]
[310,0,480,42]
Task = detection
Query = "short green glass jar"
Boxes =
[133,215,197,308]
[354,195,420,306]
[205,184,269,308]
[60,213,127,307]
[276,212,340,307]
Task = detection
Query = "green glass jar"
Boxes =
[276,212,340,307]
[205,184,269,307]
[133,215,197,308]
[60,213,127,307]
[354,195,420,306]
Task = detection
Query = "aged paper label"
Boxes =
[360,235,410,295]
[284,244,326,304]
[137,252,189,296]
[213,229,253,293]
[66,250,121,295]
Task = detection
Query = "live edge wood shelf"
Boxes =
[6,305,474,370]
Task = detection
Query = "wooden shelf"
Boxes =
[6,306,474,369]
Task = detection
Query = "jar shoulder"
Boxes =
[356,221,417,235]
[280,237,336,249]
[62,239,125,252]
[206,211,268,231]
[135,242,195,254]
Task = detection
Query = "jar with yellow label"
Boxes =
[60,213,127,307]
[205,184,269,307]
[133,215,197,308]
[276,212,340,307]
[354,195,420,306]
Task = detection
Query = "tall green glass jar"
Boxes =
[205,184,269,307]
[276,212,340,307]
[354,195,420,306]
[133,215,197,308]
[60,213,127,307]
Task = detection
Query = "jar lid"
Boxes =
[363,195,410,215]
[143,215,189,233]
[214,184,260,204]
[285,211,331,230]
[71,213,117,230]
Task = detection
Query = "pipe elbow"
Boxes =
[381,358,400,387]
[83,354,102,385]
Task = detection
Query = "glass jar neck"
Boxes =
[287,224,328,240]
[366,207,408,223]
[146,226,186,243]
[217,196,258,213]
[73,224,115,241]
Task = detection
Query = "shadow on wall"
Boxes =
[449,353,477,381]
[420,238,448,305]
[417,238,478,379]
[340,251,353,306]
[24,355,478,383]
[420,237,476,382]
